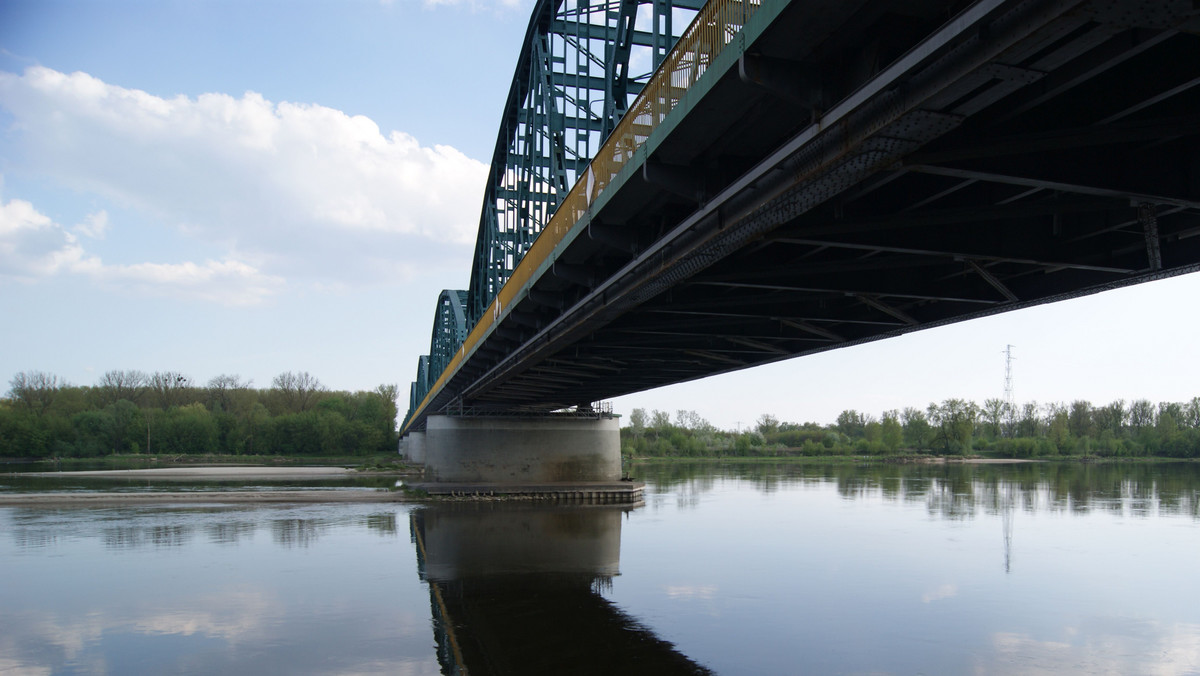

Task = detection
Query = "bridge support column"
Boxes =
[423,414,621,484]
[401,431,427,465]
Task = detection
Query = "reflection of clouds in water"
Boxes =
[329,658,442,676]
[0,656,52,676]
[663,584,718,600]
[0,505,436,675]
[1156,624,1200,676]
[987,622,1200,676]
[7,589,278,662]
[2,594,442,676]
[920,583,958,603]
[23,612,107,661]
[129,591,276,640]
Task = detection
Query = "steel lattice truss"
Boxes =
[466,0,704,326]
[406,0,702,426]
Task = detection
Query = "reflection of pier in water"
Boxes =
[410,503,713,676]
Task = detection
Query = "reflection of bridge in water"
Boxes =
[400,0,1200,489]
[410,503,714,675]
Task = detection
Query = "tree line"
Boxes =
[1,370,400,458]
[622,396,1200,459]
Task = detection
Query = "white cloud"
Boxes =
[93,258,285,306]
[0,66,486,286]
[0,198,92,278]
[414,0,525,10]
[74,210,108,239]
[0,197,281,305]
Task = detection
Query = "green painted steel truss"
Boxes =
[405,0,703,428]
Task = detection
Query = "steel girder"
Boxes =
[406,0,700,426]
[406,355,432,429]
[404,292,469,429]
[464,0,702,327]
[429,290,469,379]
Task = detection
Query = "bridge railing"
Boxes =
[405,0,764,430]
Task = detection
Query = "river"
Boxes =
[1,461,1197,675]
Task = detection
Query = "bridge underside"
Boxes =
[411,0,1200,427]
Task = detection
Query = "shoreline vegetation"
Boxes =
[621,398,1200,461]
[2,370,400,459]
[3,369,1198,465]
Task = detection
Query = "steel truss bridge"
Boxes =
[404,0,1200,433]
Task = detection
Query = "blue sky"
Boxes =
[2,0,1198,430]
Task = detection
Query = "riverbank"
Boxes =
[625,454,1198,464]
[625,455,1038,464]
[0,465,419,506]
[0,453,418,472]
[0,490,412,506]
[14,466,365,480]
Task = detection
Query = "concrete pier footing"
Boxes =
[423,414,621,483]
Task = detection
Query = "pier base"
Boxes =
[422,414,621,484]
[400,430,427,464]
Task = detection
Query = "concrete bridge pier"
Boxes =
[399,431,426,464]
[406,414,641,501]
[424,414,621,483]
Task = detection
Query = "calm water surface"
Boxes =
[1,461,1198,675]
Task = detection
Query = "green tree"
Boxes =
[1068,400,1094,439]
[240,402,271,455]
[374,383,400,437]
[836,410,867,439]
[1092,400,1126,436]
[982,398,1008,440]
[756,414,780,436]
[628,408,647,438]
[1017,401,1041,438]
[1129,399,1155,431]
[650,409,671,431]
[928,399,978,454]
[105,399,143,453]
[157,403,218,454]
[71,409,112,456]
[1046,404,1070,453]
[881,411,903,452]
[901,407,932,450]
[1183,397,1200,429]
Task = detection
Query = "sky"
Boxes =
[1,0,1198,431]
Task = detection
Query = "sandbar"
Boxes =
[1,466,416,506]
[15,466,367,480]
[0,490,412,506]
